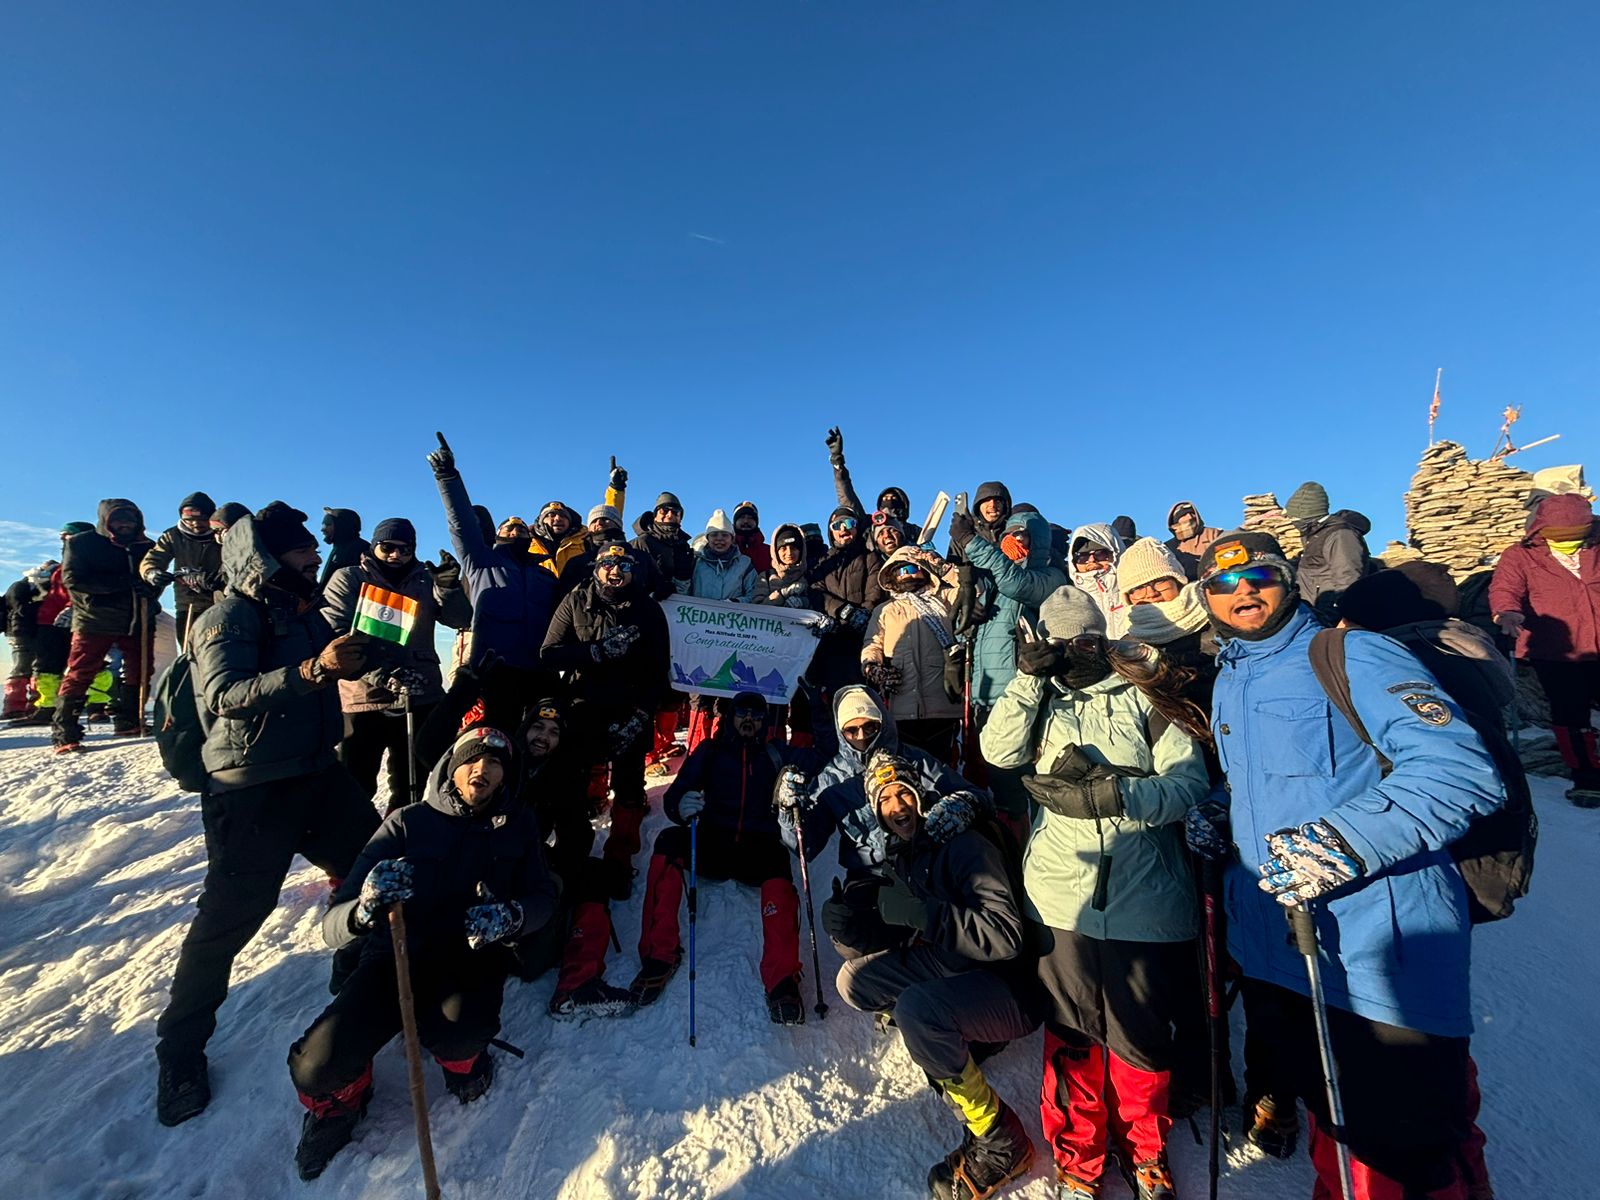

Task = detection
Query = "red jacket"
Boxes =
[1488,496,1600,662]
[37,566,71,627]
[735,528,772,574]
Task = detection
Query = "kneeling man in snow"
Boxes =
[286,725,560,1180]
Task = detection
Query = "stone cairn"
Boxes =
[1402,441,1539,579]
[1239,493,1303,557]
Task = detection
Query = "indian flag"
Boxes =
[354,584,417,645]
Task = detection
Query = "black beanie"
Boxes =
[1337,561,1459,631]
[211,502,250,531]
[180,492,216,518]
[372,517,417,546]
[447,726,515,779]
[253,501,318,557]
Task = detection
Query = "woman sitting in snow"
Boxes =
[285,725,560,1181]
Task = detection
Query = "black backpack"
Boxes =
[1308,627,1536,923]
[152,652,207,794]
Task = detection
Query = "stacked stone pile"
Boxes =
[1239,493,1304,557]
[1403,441,1535,578]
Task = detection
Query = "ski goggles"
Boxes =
[871,510,898,527]
[830,517,857,532]
[1202,564,1287,595]
[595,546,634,571]
[459,727,512,752]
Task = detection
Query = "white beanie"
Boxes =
[1037,586,1106,641]
[705,508,735,536]
[836,688,885,727]
[1117,537,1188,601]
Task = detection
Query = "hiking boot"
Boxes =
[441,1052,494,1104]
[1054,1172,1099,1200]
[766,975,805,1025]
[1130,1155,1176,1200]
[294,1087,371,1180]
[1244,1094,1298,1158]
[86,704,110,724]
[51,698,85,752]
[548,978,636,1021]
[1566,785,1600,809]
[927,1101,1035,1200]
[627,955,681,1007]
[156,1054,211,1127]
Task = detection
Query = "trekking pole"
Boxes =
[1288,905,1354,1200]
[387,904,442,1200]
[1200,858,1225,1200]
[1506,652,1521,754]
[137,596,152,733]
[401,684,420,807]
[688,816,699,1048]
[789,805,829,1020]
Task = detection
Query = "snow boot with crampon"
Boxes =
[1053,1171,1099,1199]
[929,1059,1034,1199]
[1244,1093,1298,1158]
[549,977,636,1021]
[1128,1155,1176,1200]
[294,1074,372,1180]
[766,975,805,1025]
[440,1051,493,1104]
[628,955,680,1007]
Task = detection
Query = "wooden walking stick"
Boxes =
[387,905,442,1200]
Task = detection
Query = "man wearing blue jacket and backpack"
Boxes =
[1186,531,1505,1200]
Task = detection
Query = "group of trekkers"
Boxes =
[3,423,1593,1200]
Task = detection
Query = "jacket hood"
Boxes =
[219,514,286,602]
[1069,521,1124,591]
[771,523,808,572]
[1527,492,1596,540]
[323,508,362,542]
[422,731,516,821]
[876,486,912,518]
[1166,500,1203,529]
[96,498,146,540]
[876,544,936,590]
[973,481,1012,520]
[1001,510,1053,569]
[1317,509,1372,537]
[635,511,687,541]
[830,683,899,767]
[179,492,216,517]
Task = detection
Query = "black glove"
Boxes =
[133,577,163,600]
[456,647,503,690]
[876,874,930,930]
[428,431,458,480]
[942,643,967,703]
[838,603,869,633]
[948,510,977,553]
[146,570,175,590]
[1015,636,1066,678]
[1024,770,1126,820]
[825,426,845,467]
[592,623,641,662]
[608,456,627,492]
[429,549,461,590]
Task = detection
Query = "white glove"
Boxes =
[677,790,706,821]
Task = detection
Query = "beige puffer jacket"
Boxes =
[861,546,961,722]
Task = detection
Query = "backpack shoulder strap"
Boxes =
[1308,628,1393,777]
[764,742,785,773]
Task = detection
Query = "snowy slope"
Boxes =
[0,724,1594,1199]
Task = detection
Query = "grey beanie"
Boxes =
[587,504,623,529]
[1284,481,1330,523]
[1037,585,1106,641]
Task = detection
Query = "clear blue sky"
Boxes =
[3,1,1597,581]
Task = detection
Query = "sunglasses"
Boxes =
[597,560,634,573]
[374,541,414,555]
[1073,549,1113,565]
[732,704,765,718]
[1203,565,1285,595]
[1065,634,1106,654]
[831,517,857,531]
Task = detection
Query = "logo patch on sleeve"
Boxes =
[1386,681,1435,695]
[1401,692,1452,726]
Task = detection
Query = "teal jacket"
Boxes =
[980,670,1208,941]
[963,511,1067,707]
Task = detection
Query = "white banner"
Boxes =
[661,595,826,703]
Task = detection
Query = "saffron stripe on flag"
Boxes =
[354,583,418,645]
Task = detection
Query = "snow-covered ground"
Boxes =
[0,724,1594,1199]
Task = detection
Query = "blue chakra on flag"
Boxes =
[378,606,394,621]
